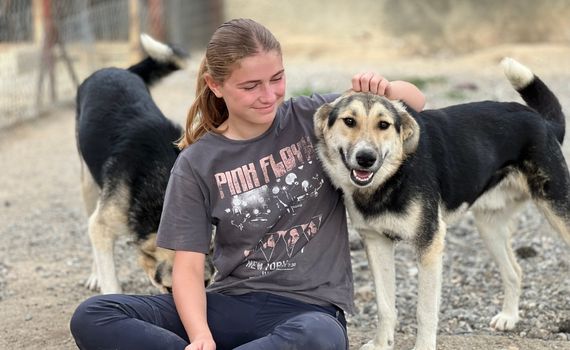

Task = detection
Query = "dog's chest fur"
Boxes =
[343,192,422,241]
[344,171,530,242]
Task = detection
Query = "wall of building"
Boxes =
[223,0,570,56]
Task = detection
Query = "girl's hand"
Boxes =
[351,72,426,111]
[185,335,216,350]
[351,72,391,96]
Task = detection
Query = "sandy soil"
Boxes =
[1,45,570,350]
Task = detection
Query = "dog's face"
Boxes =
[138,234,216,292]
[138,234,175,293]
[314,92,419,190]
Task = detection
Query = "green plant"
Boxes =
[445,90,466,100]
[402,76,447,90]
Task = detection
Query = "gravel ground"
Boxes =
[1,45,569,350]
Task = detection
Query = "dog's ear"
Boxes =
[314,92,350,139]
[314,103,333,140]
[394,102,420,154]
[138,234,158,259]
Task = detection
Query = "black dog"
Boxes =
[315,58,569,350]
[76,34,212,294]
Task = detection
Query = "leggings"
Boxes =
[70,291,348,350]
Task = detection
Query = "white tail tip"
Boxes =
[140,33,174,63]
[501,57,534,90]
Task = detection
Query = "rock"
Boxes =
[355,285,375,302]
[527,328,550,339]
[558,319,570,333]
[515,246,538,259]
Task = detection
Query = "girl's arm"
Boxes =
[385,80,426,112]
[352,73,426,111]
[172,250,216,350]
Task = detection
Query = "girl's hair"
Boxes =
[177,18,282,149]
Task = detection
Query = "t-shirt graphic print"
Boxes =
[213,134,325,275]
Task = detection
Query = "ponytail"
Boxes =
[177,57,228,149]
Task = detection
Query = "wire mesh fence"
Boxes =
[0,0,220,130]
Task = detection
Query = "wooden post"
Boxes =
[148,0,165,41]
[129,0,142,63]
[36,0,57,107]
[32,0,44,44]
[36,0,79,109]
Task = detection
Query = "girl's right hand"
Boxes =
[185,335,216,350]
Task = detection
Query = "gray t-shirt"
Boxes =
[157,93,354,313]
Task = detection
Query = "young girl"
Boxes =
[70,18,425,350]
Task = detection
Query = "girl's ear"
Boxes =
[204,74,223,98]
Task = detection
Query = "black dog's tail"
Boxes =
[501,57,565,143]
[128,33,188,87]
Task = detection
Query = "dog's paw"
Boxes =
[490,312,519,331]
[360,340,393,350]
[84,273,99,291]
[413,338,437,350]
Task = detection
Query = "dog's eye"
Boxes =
[343,118,356,127]
[379,121,390,130]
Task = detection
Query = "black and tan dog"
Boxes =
[76,35,213,294]
[314,58,570,350]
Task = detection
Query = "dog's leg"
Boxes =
[535,199,570,246]
[415,221,446,350]
[80,160,103,291]
[360,231,396,350]
[86,197,128,294]
[527,148,570,247]
[80,160,100,217]
[473,204,524,331]
[85,259,100,291]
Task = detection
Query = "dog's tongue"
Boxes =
[353,169,372,180]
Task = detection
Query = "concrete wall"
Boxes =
[224,0,570,55]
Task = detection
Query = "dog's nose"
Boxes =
[356,151,376,168]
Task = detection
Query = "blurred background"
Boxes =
[1,0,570,129]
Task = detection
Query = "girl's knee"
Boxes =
[70,294,123,341]
[289,312,347,349]
[70,295,102,334]
[70,295,98,346]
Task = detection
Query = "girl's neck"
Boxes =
[218,119,273,140]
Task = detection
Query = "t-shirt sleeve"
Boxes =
[288,93,340,117]
[156,157,212,253]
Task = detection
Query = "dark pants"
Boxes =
[70,292,347,350]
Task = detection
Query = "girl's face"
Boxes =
[207,50,286,140]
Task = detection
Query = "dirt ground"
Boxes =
[1,44,570,350]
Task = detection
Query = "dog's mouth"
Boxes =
[339,148,377,187]
[351,169,375,186]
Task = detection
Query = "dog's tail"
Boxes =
[501,57,565,143]
[127,33,188,87]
